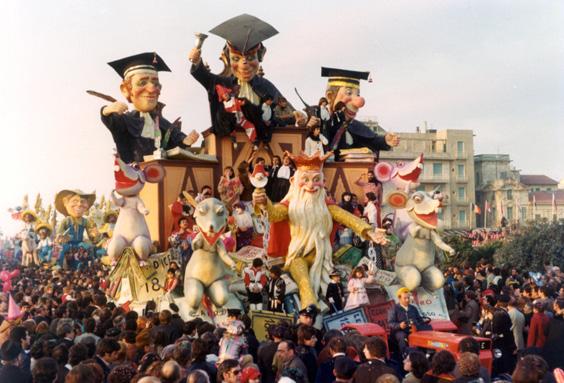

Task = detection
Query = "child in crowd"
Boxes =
[344,265,376,310]
[244,258,268,311]
[267,266,286,312]
[304,125,329,156]
[326,270,345,313]
[218,321,248,362]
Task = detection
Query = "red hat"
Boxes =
[250,164,269,188]
[240,366,261,383]
[215,84,232,101]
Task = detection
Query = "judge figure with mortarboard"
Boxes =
[188,14,306,151]
[308,67,400,161]
[100,52,198,164]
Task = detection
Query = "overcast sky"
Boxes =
[1,0,563,235]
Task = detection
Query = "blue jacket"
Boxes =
[388,303,429,333]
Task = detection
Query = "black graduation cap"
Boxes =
[209,14,278,53]
[108,52,171,79]
[321,67,370,88]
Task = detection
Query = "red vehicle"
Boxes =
[342,323,390,357]
[408,330,493,374]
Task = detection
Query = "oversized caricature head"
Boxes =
[108,52,171,113]
[55,190,96,219]
[386,190,441,230]
[210,14,277,82]
[322,67,370,121]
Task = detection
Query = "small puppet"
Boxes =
[216,84,257,145]
[267,265,286,312]
[344,265,376,310]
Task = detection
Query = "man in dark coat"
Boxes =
[188,14,304,149]
[388,287,430,358]
[0,340,32,383]
[542,298,564,369]
[101,52,195,163]
[492,295,516,375]
[458,290,481,335]
[315,337,347,383]
[353,337,398,383]
[257,325,284,383]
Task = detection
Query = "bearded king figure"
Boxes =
[253,151,387,309]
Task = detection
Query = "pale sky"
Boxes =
[1,0,563,235]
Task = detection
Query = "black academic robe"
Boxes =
[190,61,284,140]
[101,109,187,163]
[328,118,391,158]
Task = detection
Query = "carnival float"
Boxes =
[5,13,457,330]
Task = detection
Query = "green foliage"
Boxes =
[443,235,500,267]
[494,219,564,271]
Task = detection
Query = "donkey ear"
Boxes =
[374,162,394,182]
[386,191,409,209]
[143,163,165,183]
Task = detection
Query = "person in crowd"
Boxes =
[453,337,490,383]
[333,356,357,383]
[218,166,244,212]
[421,350,456,383]
[218,359,242,383]
[267,266,286,312]
[402,350,429,383]
[507,298,525,351]
[492,295,516,375]
[388,288,430,358]
[527,301,550,349]
[244,258,268,311]
[316,336,347,383]
[457,291,480,335]
[276,340,308,382]
[542,298,564,369]
[353,337,397,383]
[326,270,345,313]
[453,352,481,383]
[304,125,329,156]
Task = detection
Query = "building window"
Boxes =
[458,187,465,200]
[459,210,466,226]
[500,171,507,179]
[507,190,512,200]
[507,206,513,220]
[521,207,527,221]
[476,172,481,185]
[431,141,437,153]
[433,163,443,177]
[457,164,465,178]
[457,141,464,155]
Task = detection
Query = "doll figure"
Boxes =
[304,125,329,156]
[326,270,345,313]
[232,203,254,250]
[218,322,248,363]
[218,166,244,212]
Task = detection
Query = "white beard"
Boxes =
[234,211,253,230]
[285,177,334,298]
